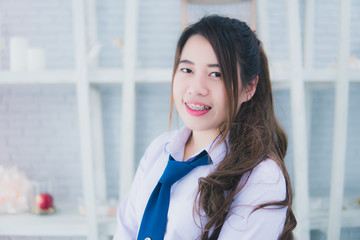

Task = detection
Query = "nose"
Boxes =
[187,73,209,96]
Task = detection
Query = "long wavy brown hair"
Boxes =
[170,15,296,239]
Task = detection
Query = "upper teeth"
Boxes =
[187,103,210,111]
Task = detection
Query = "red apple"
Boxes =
[35,193,54,210]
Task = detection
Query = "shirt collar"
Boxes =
[164,126,228,166]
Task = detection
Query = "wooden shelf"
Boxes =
[187,0,250,4]
[0,210,116,236]
[98,217,117,236]
[270,66,360,83]
[88,68,172,84]
[0,70,77,85]
[88,68,124,84]
[135,68,173,83]
[0,211,87,236]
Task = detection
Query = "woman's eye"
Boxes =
[181,68,192,74]
[210,72,221,78]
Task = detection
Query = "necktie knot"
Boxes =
[159,160,194,186]
[159,150,210,186]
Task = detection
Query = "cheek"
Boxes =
[217,85,230,120]
[216,84,228,107]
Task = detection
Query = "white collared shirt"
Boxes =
[114,127,287,240]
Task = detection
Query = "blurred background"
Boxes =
[0,0,359,239]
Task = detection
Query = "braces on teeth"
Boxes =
[187,103,211,111]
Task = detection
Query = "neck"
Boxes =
[183,129,220,161]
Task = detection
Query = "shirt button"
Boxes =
[145,238,151,240]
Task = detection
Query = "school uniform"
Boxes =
[113,127,287,240]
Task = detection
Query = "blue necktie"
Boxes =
[137,150,211,240]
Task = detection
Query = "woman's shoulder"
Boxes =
[237,158,286,203]
[252,158,285,183]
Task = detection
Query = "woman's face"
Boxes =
[172,35,229,136]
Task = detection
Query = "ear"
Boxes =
[243,75,258,102]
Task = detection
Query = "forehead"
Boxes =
[180,35,218,64]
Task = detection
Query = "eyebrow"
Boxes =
[179,59,220,68]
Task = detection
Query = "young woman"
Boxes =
[114,15,296,240]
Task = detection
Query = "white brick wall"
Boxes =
[314,0,339,68]
[137,0,181,68]
[0,237,85,240]
[268,0,289,63]
[97,0,125,68]
[0,85,82,203]
[0,0,360,239]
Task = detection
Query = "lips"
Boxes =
[185,102,211,116]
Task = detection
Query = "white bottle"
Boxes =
[10,37,28,71]
[27,48,46,71]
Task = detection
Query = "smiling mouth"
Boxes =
[185,103,211,111]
